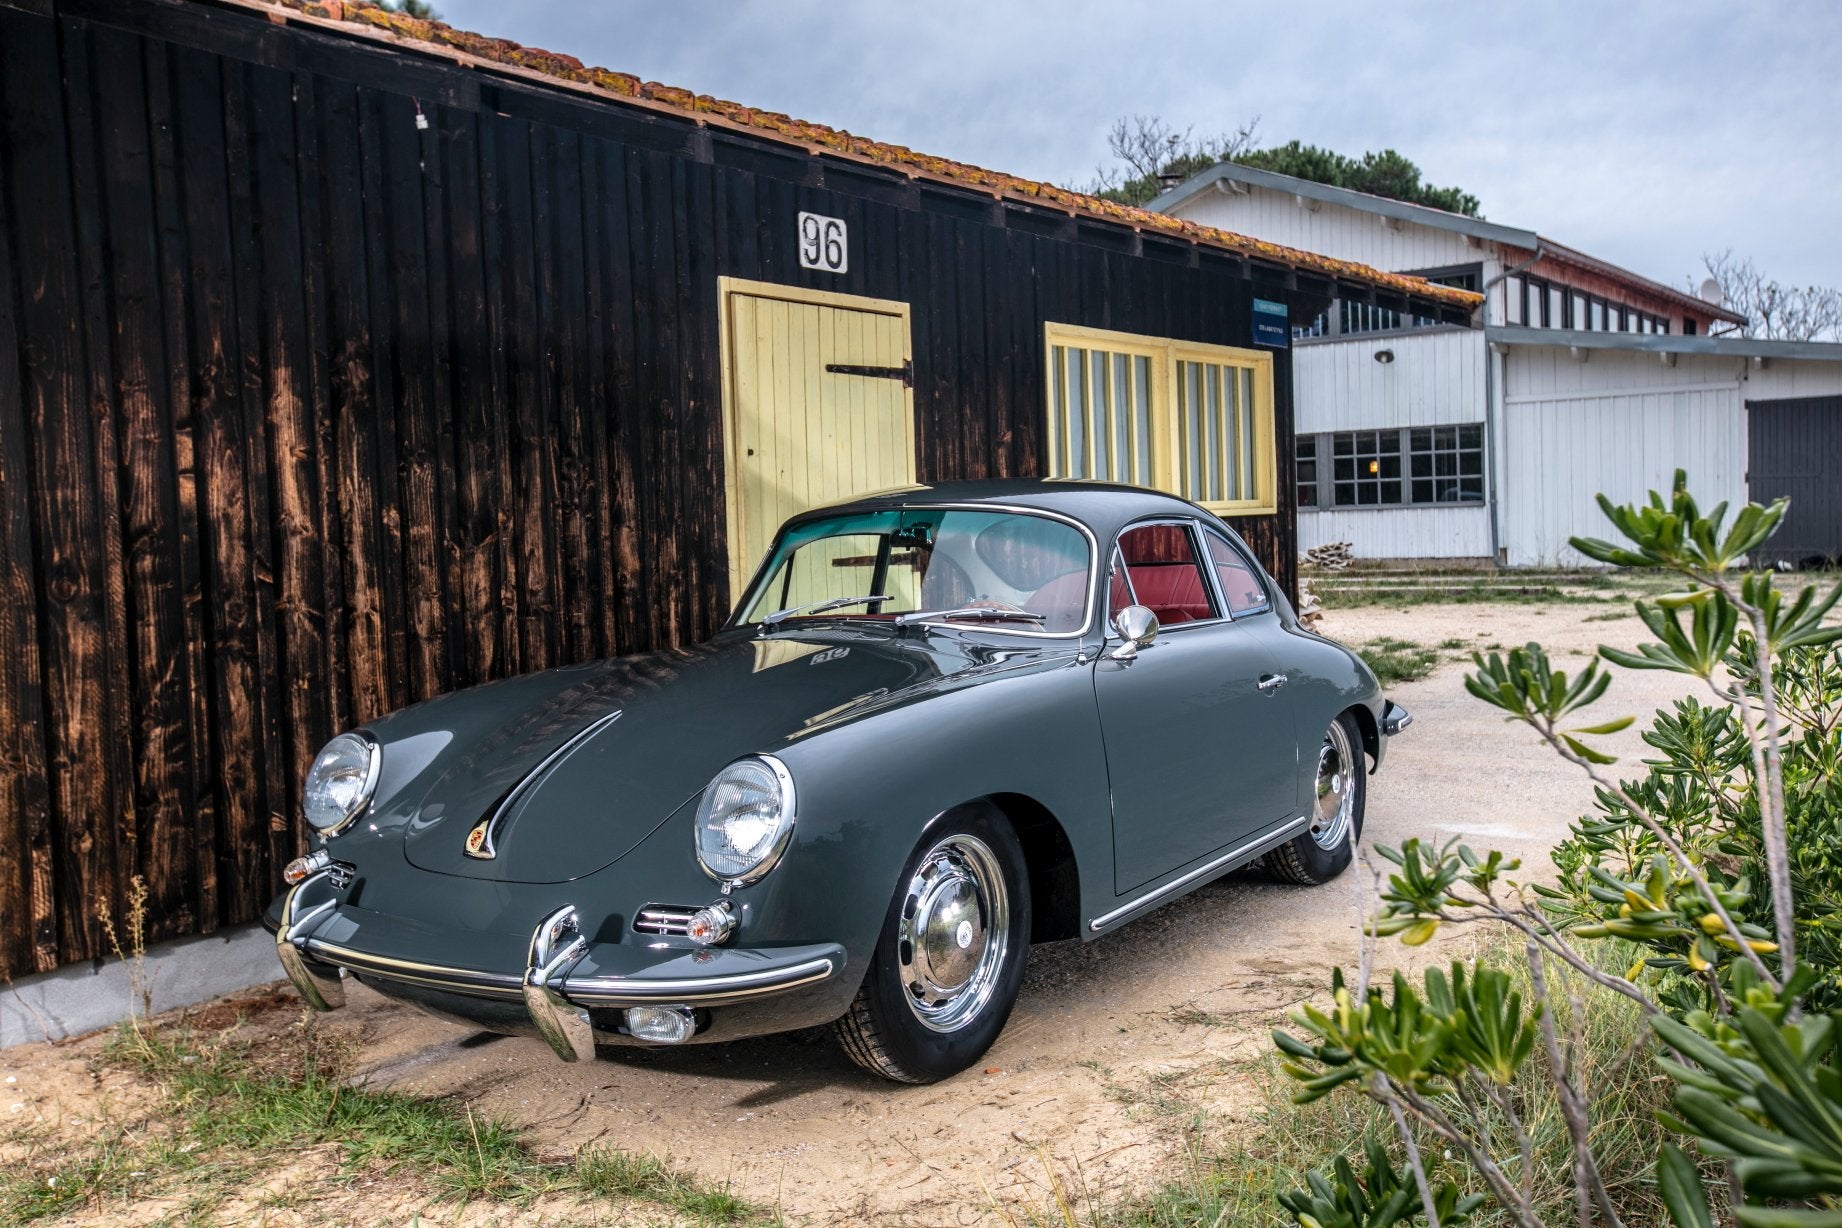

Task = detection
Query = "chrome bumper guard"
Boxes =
[273,879,840,1063]
[1382,700,1413,736]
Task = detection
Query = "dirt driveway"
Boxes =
[3,598,1698,1225]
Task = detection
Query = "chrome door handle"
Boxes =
[1257,673,1288,692]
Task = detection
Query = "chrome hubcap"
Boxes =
[897,834,1010,1033]
[1312,721,1357,851]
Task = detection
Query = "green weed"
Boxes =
[1357,636,1441,686]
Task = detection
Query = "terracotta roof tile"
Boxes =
[257,0,1483,311]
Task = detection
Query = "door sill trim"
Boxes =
[1087,816,1311,933]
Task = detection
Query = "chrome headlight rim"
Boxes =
[302,731,382,839]
[693,754,797,887]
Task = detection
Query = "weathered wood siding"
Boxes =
[0,0,1317,977]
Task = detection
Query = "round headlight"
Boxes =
[302,732,381,837]
[693,756,796,884]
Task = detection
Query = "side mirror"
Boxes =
[1110,605,1160,661]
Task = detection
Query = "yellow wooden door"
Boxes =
[720,278,916,602]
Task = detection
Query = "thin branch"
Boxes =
[1394,1083,1542,1228]
[1376,1076,1443,1228]
[1527,938,1626,1228]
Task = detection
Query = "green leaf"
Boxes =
[1657,1143,1717,1228]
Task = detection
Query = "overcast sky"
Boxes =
[437,1,1842,289]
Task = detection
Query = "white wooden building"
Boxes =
[1152,164,1842,566]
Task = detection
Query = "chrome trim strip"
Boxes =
[303,939,527,999]
[562,956,838,1007]
[299,940,837,1008]
[466,711,623,860]
[1087,817,1311,933]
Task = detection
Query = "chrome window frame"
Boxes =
[731,502,1101,641]
[1197,526,1274,620]
[1105,516,1227,634]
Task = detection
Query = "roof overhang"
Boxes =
[1512,240,1750,325]
[1485,325,1842,363]
[1151,162,1538,249]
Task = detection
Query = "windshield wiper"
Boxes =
[894,607,1048,627]
[757,595,892,631]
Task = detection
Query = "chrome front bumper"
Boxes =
[273,877,843,1062]
[1382,700,1413,736]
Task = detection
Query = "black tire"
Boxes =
[1268,711,1366,886]
[834,808,1031,1083]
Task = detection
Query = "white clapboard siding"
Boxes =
[1300,505,1492,559]
[1295,329,1485,433]
[1172,187,1483,274]
[1500,347,1744,566]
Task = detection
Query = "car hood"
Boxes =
[377,626,1065,883]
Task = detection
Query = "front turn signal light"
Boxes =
[685,901,737,946]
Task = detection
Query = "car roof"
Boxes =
[785,479,1219,540]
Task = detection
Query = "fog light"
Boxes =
[283,850,330,884]
[685,901,737,946]
[626,1005,696,1044]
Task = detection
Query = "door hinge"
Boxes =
[825,360,913,388]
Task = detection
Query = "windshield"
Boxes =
[739,509,1092,634]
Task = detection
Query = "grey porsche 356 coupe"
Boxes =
[269,481,1409,1082]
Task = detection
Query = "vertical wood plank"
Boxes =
[50,16,135,962]
[173,46,268,928]
[90,25,202,938]
[255,61,331,873]
[0,13,55,972]
[145,36,220,937]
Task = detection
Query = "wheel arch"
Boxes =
[1346,702,1381,772]
[947,793,1081,944]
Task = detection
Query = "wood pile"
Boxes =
[1304,542,1356,571]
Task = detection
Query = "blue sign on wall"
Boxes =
[1252,298,1290,348]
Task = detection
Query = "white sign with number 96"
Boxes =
[797,212,848,274]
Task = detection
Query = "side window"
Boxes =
[1114,523,1220,625]
[1204,532,1270,616]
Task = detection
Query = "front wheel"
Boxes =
[1268,711,1366,885]
[834,811,1031,1083]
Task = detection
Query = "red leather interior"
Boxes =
[1125,563,1214,624]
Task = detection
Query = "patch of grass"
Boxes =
[2,1017,767,1225]
[1583,609,1629,622]
[575,1148,751,1221]
[1357,636,1441,686]
[1437,637,1469,650]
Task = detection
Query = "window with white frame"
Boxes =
[1295,423,1485,509]
[1045,324,1275,515]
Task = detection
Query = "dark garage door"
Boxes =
[1749,395,1842,566]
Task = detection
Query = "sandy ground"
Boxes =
[2,599,1699,1227]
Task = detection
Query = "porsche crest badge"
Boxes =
[464,819,494,859]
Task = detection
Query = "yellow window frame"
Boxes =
[1042,323,1277,516]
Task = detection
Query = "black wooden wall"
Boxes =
[0,0,1326,977]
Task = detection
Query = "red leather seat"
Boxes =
[1125,563,1214,625]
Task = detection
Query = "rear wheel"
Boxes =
[834,811,1031,1083]
[1268,711,1366,885]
